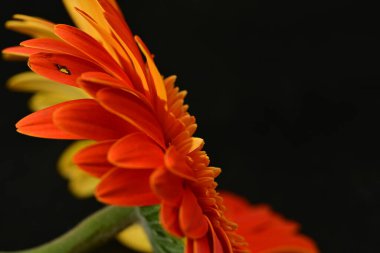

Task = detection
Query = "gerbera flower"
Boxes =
[118,192,319,253]
[4,0,248,252]
[222,193,319,253]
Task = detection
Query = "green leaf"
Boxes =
[136,205,184,253]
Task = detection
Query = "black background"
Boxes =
[0,0,379,252]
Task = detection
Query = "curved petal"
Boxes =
[28,52,104,87]
[117,223,153,253]
[78,71,134,97]
[150,168,183,204]
[165,146,196,181]
[179,188,209,239]
[53,99,134,140]
[7,71,87,97]
[211,224,230,253]
[54,24,131,84]
[73,140,115,177]
[5,14,56,38]
[16,101,84,139]
[96,168,159,206]
[136,36,167,105]
[185,239,194,253]
[29,92,76,111]
[108,132,164,169]
[21,38,88,58]
[96,87,165,147]
[62,0,122,41]
[2,46,45,60]
[193,236,211,253]
[102,11,148,94]
[160,202,184,238]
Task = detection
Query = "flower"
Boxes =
[7,71,96,197]
[119,192,319,253]
[7,72,319,253]
[4,0,249,252]
[222,193,319,253]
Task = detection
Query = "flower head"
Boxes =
[117,192,320,253]
[4,0,248,252]
[222,193,319,253]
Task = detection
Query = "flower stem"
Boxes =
[1,206,138,253]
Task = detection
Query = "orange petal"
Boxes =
[2,46,44,59]
[160,202,184,238]
[185,238,194,253]
[96,168,159,206]
[193,235,211,253]
[16,101,84,139]
[165,146,196,181]
[54,24,131,84]
[108,132,164,169]
[179,188,209,239]
[136,36,167,106]
[210,224,229,253]
[73,140,115,177]
[53,99,133,140]
[102,11,148,94]
[73,5,144,93]
[21,38,88,58]
[96,87,165,147]
[150,168,184,204]
[78,71,135,97]
[247,233,318,253]
[28,52,104,87]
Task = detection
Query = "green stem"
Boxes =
[1,206,138,253]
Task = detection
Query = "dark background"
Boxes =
[0,0,379,252]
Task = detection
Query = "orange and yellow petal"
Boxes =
[5,14,56,38]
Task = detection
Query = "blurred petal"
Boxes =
[58,140,94,178]
[5,14,56,38]
[222,192,319,253]
[57,140,99,198]
[29,92,80,111]
[7,71,87,96]
[117,223,152,253]
[67,172,99,199]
